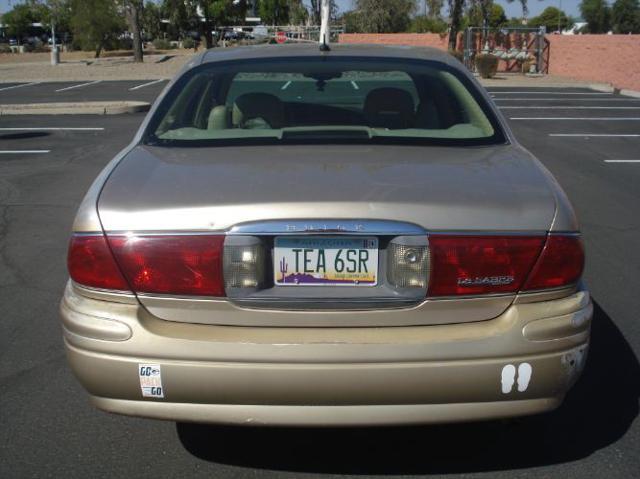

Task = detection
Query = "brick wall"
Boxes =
[339,33,640,91]
[545,35,640,92]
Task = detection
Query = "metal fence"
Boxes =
[463,26,549,74]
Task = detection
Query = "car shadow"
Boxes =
[0,131,50,141]
[176,301,639,475]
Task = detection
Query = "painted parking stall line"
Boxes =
[0,82,40,92]
[492,92,613,96]
[495,98,640,102]
[129,79,165,91]
[500,106,640,110]
[0,150,50,154]
[549,134,640,137]
[604,160,640,163]
[511,117,640,121]
[55,80,102,92]
[0,127,105,131]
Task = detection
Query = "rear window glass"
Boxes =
[146,56,505,147]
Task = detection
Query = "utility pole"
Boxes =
[319,0,330,49]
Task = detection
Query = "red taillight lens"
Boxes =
[68,235,131,291]
[107,235,225,296]
[523,235,584,291]
[427,236,546,296]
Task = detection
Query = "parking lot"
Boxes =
[1,83,639,478]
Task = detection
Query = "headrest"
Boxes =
[363,88,415,129]
[415,99,441,129]
[232,93,285,129]
[208,105,228,130]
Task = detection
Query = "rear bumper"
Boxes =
[60,282,592,426]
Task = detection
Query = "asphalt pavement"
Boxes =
[0,83,639,478]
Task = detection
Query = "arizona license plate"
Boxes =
[274,236,378,286]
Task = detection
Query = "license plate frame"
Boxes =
[274,236,379,287]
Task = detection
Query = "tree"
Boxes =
[611,0,640,33]
[426,0,444,18]
[580,0,611,32]
[506,0,529,20]
[409,15,448,32]
[288,0,309,25]
[448,0,465,50]
[161,0,197,40]
[309,0,338,24]
[123,0,144,62]
[350,0,416,33]
[195,0,247,48]
[3,3,42,39]
[529,6,571,32]
[258,0,290,24]
[467,1,507,27]
[142,1,163,40]
[70,0,124,57]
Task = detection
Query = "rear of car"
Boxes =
[60,45,592,426]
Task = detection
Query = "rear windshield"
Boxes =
[145,56,505,147]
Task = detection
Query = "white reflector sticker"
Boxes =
[138,363,164,398]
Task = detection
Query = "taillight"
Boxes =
[107,235,225,296]
[427,235,546,296]
[522,235,584,291]
[68,234,131,291]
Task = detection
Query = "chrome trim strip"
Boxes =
[227,219,427,236]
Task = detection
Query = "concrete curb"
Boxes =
[0,101,150,115]
[620,89,640,99]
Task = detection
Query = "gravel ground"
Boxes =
[0,50,196,81]
[0,49,605,89]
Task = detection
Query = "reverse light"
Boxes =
[387,238,429,289]
[223,236,265,292]
[107,234,225,296]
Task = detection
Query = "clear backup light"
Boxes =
[223,236,265,292]
[387,237,430,289]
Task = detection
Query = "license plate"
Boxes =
[274,236,378,286]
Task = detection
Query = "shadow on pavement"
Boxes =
[177,301,638,475]
[0,131,50,141]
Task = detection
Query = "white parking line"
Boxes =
[500,106,640,109]
[55,80,102,92]
[351,81,360,90]
[0,150,50,154]
[495,98,639,102]
[491,92,612,95]
[281,81,292,90]
[0,127,104,131]
[0,82,40,92]
[604,159,640,163]
[129,79,165,91]
[549,134,640,137]
[511,117,640,121]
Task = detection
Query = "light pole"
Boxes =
[557,0,562,33]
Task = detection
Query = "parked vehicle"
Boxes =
[61,44,591,426]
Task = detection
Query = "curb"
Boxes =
[620,89,640,99]
[589,83,615,93]
[0,101,150,115]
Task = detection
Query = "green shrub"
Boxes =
[448,49,464,63]
[182,37,195,49]
[152,38,172,50]
[0,44,12,53]
[475,53,499,78]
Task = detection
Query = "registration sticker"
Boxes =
[138,363,164,398]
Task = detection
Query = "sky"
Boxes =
[0,0,584,21]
